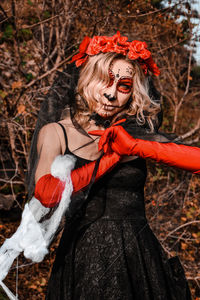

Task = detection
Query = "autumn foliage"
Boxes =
[0,0,200,298]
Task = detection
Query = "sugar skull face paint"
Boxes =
[107,69,133,94]
[95,59,134,118]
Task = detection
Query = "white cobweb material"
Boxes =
[0,154,76,299]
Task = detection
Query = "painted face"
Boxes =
[95,59,134,118]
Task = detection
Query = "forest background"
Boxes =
[0,0,200,299]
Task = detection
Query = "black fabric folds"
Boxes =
[46,137,191,300]
[27,62,190,299]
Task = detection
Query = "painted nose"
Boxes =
[103,93,116,101]
[104,82,117,101]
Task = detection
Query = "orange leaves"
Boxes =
[17,104,26,115]
[12,81,23,90]
[28,277,47,293]
[181,242,187,250]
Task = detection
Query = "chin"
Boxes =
[97,110,118,118]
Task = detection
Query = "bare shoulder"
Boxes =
[37,123,62,153]
[39,122,59,134]
[38,117,76,155]
[58,115,73,128]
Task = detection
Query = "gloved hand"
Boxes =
[89,124,135,155]
[89,125,200,175]
[34,151,121,208]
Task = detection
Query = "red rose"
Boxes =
[87,36,101,55]
[128,49,139,60]
[112,32,129,55]
[100,37,115,52]
[139,63,148,75]
[128,41,151,60]
[116,32,128,45]
[71,32,160,76]
[79,36,91,53]
[145,56,160,76]
[75,56,88,67]
[71,36,91,66]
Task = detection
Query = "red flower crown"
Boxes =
[71,31,160,76]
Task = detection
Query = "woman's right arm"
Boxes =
[34,124,121,208]
[35,123,63,183]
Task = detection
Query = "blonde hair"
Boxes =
[75,52,161,131]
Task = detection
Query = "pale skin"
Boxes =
[35,59,137,183]
[95,59,134,118]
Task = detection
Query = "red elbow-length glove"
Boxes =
[89,125,200,175]
[34,152,121,208]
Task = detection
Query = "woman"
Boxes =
[0,32,199,299]
[33,32,200,299]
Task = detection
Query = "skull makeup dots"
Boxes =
[96,59,134,118]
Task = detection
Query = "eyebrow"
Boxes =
[110,69,133,78]
[118,77,133,81]
[125,67,134,75]
[119,77,133,80]
[109,68,134,78]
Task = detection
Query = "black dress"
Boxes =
[46,124,191,300]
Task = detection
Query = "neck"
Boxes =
[89,112,112,128]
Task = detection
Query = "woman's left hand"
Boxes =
[89,123,135,156]
[90,125,200,174]
[89,118,127,153]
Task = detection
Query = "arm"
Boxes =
[89,126,200,174]
[34,124,121,208]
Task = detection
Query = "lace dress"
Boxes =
[46,124,191,300]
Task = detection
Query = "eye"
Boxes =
[117,78,133,93]
[119,84,131,90]
[107,69,114,87]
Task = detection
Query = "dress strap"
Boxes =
[57,123,68,152]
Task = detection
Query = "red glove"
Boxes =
[89,125,200,174]
[34,152,121,208]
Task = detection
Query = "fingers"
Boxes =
[89,121,125,154]
[99,126,119,153]
[102,141,109,153]
[99,133,109,152]
[113,118,126,126]
[88,130,108,151]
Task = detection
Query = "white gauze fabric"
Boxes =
[0,154,76,283]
